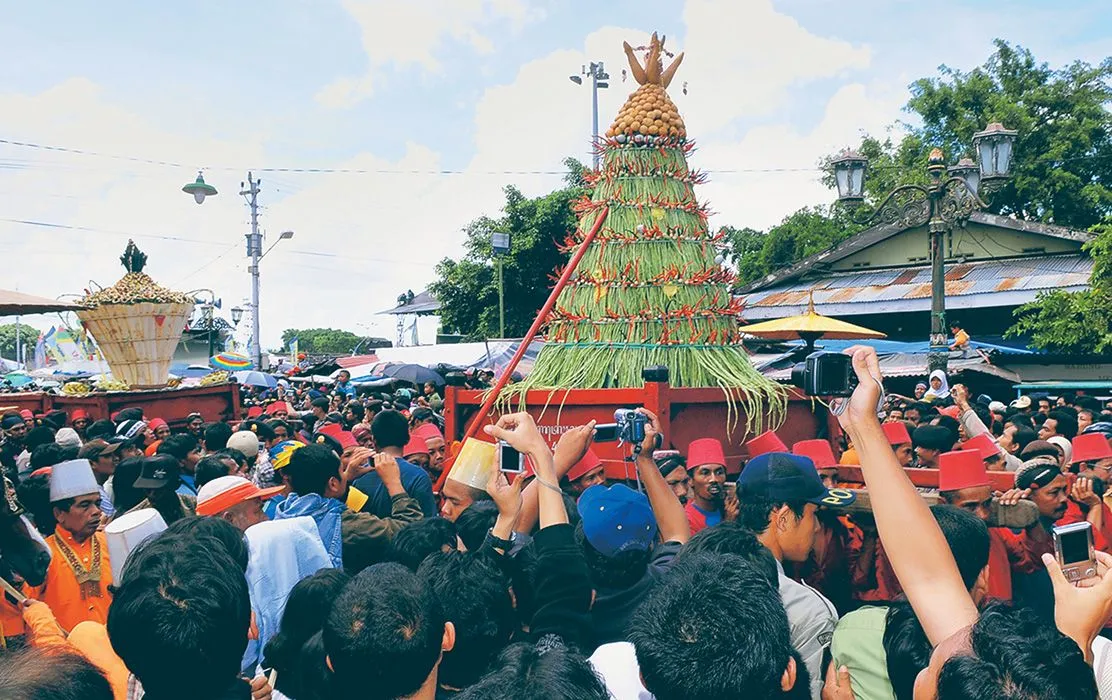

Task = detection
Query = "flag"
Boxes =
[32,333,46,370]
[289,336,299,359]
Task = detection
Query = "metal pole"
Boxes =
[242,173,263,370]
[926,160,949,372]
[590,63,600,170]
[13,314,19,367]
[497,255,505,339]
[207,306,216,358]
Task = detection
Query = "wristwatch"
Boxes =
[485,529,516,551]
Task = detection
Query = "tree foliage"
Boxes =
[429,159,588,339]
[0,323,39,361]
[724,206,863,286]
[279,328,389,355]
[1007,224,1112,353]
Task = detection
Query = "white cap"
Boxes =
[227,431,260,458]
[105,508,168,581]
[49,459,100,502]
[988,401,1007,414]
[55,427,82,449]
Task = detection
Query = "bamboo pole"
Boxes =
[434,206,610,493]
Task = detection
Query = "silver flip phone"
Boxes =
[1052,521,1097,582]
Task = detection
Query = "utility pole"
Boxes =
[570,62,610,170]
[497,256,505,339]
[242,173,263,370]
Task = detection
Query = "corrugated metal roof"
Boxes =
[743,255,1092,317]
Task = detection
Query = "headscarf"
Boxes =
[241,516,332,673]
[924,370,950,400]
[273,493,344,568]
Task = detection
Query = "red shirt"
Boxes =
[684,502,722,536]
[1057,500,1112,553]
[986,527,1053,602]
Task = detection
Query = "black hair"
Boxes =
[44,410,69,431]
[883,602,932,700]
[574,521,650,590]
[1056,405,1079,419]
[110,457,147,515]
[23,425,55,451]
[157,433,199,462]
[204,422,233,452]
[163,516,249,573]
[285,444,341,497]
[1005,413,1034,430]
[1011,426,1038,454]
[736,496,808,535]
[1047,410,1078,440]
[457,641,609,700]
[971,404,993,431]
[1032,413,1048,428]
[0,646,113,700]
[371,410,410,450]
[936,602,1097,699]
[933,415,960,445]
[675,521,779,587]
[346,403,365,421]
[217,448,248,470]
[115,407,144,423]
[453,500,500,552]
[630,552,796,698]
[16,473,54,534]
[30,443,68,471]
[263,569,352,699]
[266,418,292,436]
[107,533,251,700]
[928,504,990,590]
[194,454,234,490]
[58,445,80,460]
[86,419,117,441]
[241,419,276,442]
[410,407,435,425]
[390,518,459,571]
[324,563,446,700]
[417,551,516,689]
[311,397,330,411]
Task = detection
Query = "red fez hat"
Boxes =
[883,422,912,446]
[566,449,603,482]
[71,409,88,421]
[403,433,430,457]
[938,450,989,491]
[265,401,292,415]
[246,406,264,419]
[746,431,787,457]
[148,418,168,431]
[938,406,961,419]
[412,423,444,441]
[316,423,357,449]
[961,433,998,461]
[688,438,726,469]
[792,439,836,468]
[19,409,33,422]
[1072,433,1112,464]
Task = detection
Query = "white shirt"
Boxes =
[589,641,653,700]
[777,559,838,700]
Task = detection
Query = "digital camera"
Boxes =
[790,351,855,397]
[614,408,648,444]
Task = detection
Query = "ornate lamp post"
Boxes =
[831,123,1017,371]
[491,231,511,338]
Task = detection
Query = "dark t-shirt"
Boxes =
[587,539,683,651]
[353,456,438,518]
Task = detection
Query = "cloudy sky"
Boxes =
[1,0,1108,349]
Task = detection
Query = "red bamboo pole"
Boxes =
[434,205,610,492]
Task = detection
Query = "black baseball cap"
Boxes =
[738,452,855,507]
[133,454,181,489]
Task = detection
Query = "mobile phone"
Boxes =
[498,440,524,474]
[724,482,737,498]
[593,423,619,442]
[1053,521,1097,582]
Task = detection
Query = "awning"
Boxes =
[0,289,83,316]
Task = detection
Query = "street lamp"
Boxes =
[570,61,610,169]
[184,171,292,370]
[832,123,1017,371]
[231,306,244,325]
[182,172,218,204]
[491,231,511,339]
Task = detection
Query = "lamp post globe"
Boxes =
[182,172,218,205]
[972,122,1018,184]
[831,149,868,203]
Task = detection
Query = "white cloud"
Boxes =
[315,0,541,107]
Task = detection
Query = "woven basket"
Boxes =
[77,302,193,388]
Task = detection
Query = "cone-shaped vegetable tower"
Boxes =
[512,33,785,433]
[76,240,194,389]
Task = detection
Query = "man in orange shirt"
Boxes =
[29,459,112,631]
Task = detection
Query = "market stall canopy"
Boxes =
[0,289,83,316]
[210,352,254,371]
[741,293,886,350]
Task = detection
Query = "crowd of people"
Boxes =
[1,348,1112,699]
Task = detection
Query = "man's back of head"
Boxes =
[372,410,410,451]
[324,562,452,700]
[285,444,341,496]
[629,552,801,698]
[107,532,251,700]
[0,646,113,700]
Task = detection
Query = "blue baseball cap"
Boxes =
[578,484,658,557]
[738,452,856,508]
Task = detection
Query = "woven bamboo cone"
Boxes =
[78,302,192,388]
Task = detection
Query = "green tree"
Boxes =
[0,323,39,361]
[430,158,588,339]
[827,40,1112,228]
[280,328,387,355]
[724,206,862,286]
[1007,224,1112,352]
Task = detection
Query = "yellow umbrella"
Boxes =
[741,291,886,351]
